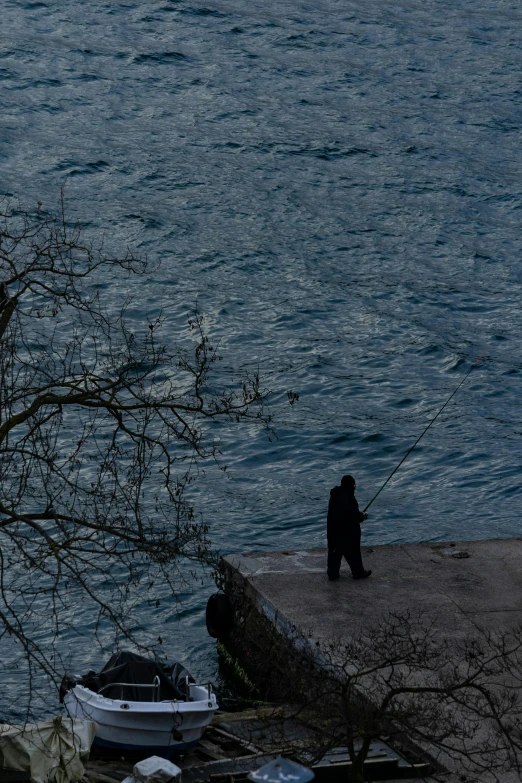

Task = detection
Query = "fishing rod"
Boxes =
[363,353,486,513]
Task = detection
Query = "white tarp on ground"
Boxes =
[122,756,182,783]
[0,716,96,783]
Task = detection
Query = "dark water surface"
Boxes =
[2,0,522,717]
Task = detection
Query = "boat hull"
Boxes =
[64,684,217,756]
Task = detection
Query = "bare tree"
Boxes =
[233,611,522,783]
[0,197,273,712]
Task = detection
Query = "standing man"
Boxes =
[327,474,372,581]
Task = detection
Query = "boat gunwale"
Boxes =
[68,684,218,715]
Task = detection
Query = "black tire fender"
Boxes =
[206,592,234,638]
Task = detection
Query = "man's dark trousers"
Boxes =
[327,526,364,579]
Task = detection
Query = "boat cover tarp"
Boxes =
[0,717,96,783]
[78,651,194,702]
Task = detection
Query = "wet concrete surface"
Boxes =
[224,538,522,642]
[223,538,522,782]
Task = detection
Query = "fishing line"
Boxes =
[363,353,486,513]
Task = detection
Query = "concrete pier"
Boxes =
[221,538,522,782]
[223,538,522,642]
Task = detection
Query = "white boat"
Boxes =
[61,652,218,757]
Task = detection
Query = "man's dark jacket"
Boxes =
[327,485,365,549]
